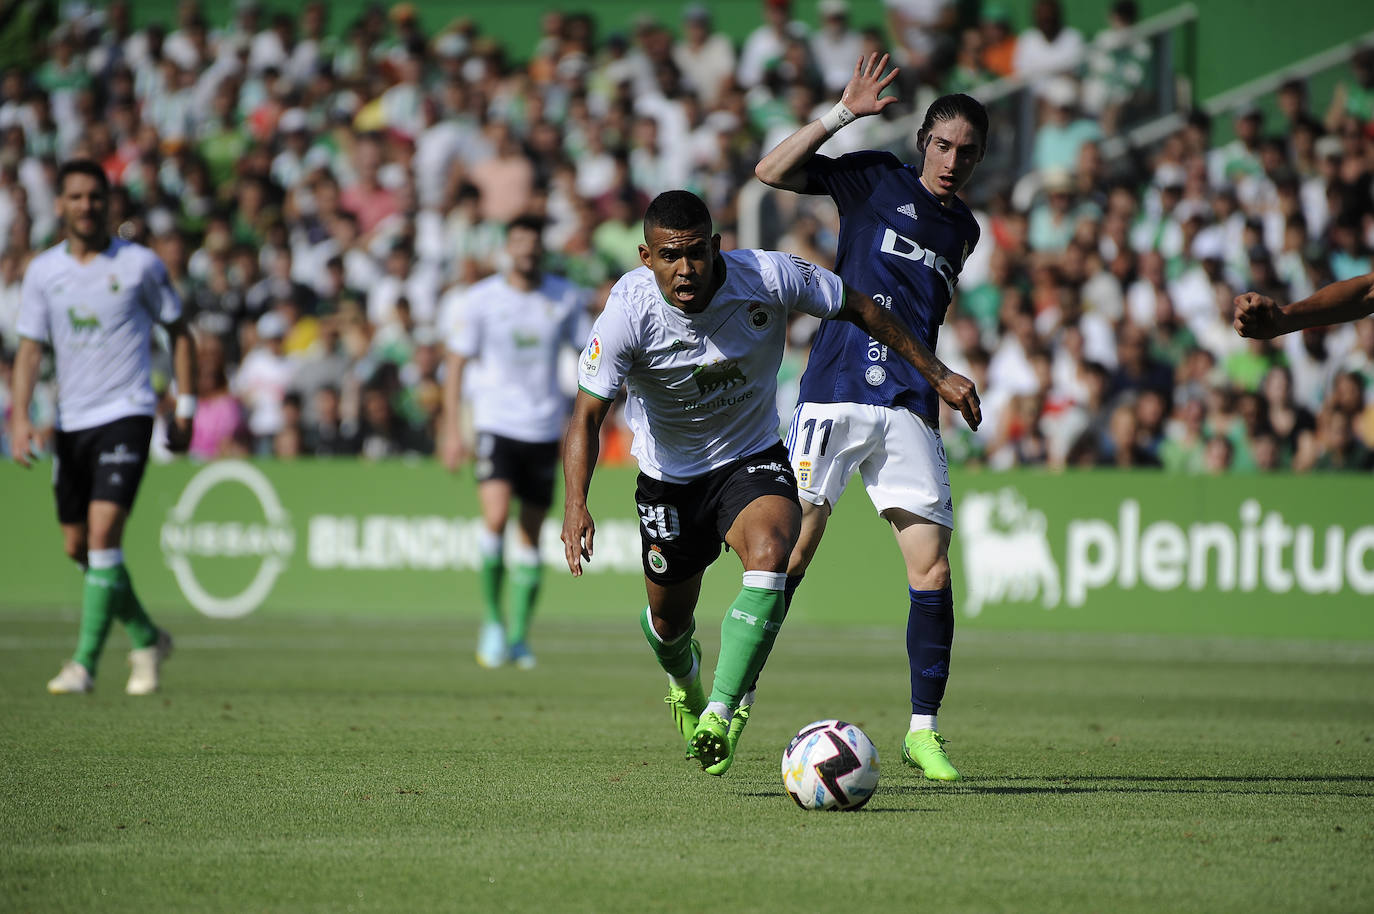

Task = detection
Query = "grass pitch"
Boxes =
[2,609,1372,914]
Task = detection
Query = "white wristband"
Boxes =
[819,101,857,135]
[175,394,197,419]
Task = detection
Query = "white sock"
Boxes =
[510,541,540,568]
[477,528,503,561]
[910,714,937,733]
[88,548,123,569]
[740,688,756,708]
[704,701,732,723]
[668,652,699,689]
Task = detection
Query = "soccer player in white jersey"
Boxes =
[442,215,591,669]
[756,55,986,780]
[561,191,978,776]
[8,159,197,695]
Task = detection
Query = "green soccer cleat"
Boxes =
[663,640,705,751]
[727,702,750,755]
[689,711,732,776]
[902,729,961,781]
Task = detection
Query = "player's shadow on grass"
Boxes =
[941,776,1374,798]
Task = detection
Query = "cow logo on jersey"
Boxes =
[581,334,602,376]
[897,203,918,222]
[878,228,958,298]
[787,254,816,285]
[747,303,772,330]
[67,307,101,332]
[865,365,886,386]
[647,545,669,574]
[691,359,745,396]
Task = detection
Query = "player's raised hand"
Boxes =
[841,53,900,118]
[561,502,595,576]
[1233,292,1284,339]
[936,371,981,431]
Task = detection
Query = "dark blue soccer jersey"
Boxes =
[796,150,980,421]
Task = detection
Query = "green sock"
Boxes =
[708,578,787,709]
[111,565,158,649]
[74,567,121,674]
[479,556,505,626]
[640,608,696,679]
[507,562,541,644]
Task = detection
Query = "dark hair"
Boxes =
[508,213,546,237]
[916,94,989,155]
[56,159,109,195]
[643,190,711,237]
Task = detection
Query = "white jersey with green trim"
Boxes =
[447,272,590,443]
[16,239,182,432]
[578,248,845,483]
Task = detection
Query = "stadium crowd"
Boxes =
[1,0,1372,472]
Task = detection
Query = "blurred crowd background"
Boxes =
[1,0,1372,472]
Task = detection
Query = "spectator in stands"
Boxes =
[738,0,803,90]
[884,0,956,88]
[1013,0,1084,85]
[978,4,1017,79]
[674,5,736,107]
[1082,1,1151,135]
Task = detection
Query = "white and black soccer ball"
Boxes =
[781,719,880,811]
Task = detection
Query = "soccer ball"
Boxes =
[781,719,880,811]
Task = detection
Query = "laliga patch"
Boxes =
[865,365,887,386]
[581,334,603,376]
[647,545,669,574]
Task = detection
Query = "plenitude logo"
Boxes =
[958,487,1374,616]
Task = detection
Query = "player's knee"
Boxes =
[744,535,794,573]
[907,556,951,590]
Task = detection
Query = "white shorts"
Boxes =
[785,402,953,529]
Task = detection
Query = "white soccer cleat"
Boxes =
[47,660,94,694]
[475,622,508,668]
[126,629,173,696]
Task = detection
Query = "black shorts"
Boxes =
[474,432,559,507]
[52,415,154,525]
[634,442,799,584]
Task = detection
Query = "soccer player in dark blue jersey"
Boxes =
[757,53,985,781]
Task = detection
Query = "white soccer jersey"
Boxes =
[579,249,845,483]
[447,272,590,443]
[16,239,182,432]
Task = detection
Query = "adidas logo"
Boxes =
[898,203,918,221]
[921,660,949,680]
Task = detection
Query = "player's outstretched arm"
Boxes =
[754,52,899,192]
[166,318,198,452]
[836,288,981,430]
[8,338,43,467]
[1234,271,1374,339]
[561,390,614,577]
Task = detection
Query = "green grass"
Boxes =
[2,610,1372,914]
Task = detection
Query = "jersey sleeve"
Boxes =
[15,264,51,344]
[142,255,184,323]
[802,150,902,215]
[576,291,636,402]
[445,290,480,358]
[761,250,846,320]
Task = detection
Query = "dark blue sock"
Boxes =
[908,587,954,714]
[745,574,805,694]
